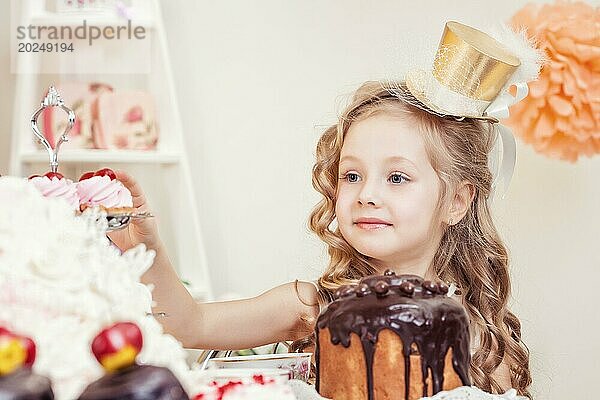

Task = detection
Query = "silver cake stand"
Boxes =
[31,86,154,232]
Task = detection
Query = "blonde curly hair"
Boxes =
[301,81,532,397]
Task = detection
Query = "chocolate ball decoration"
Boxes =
[399,281,415,295]
[333,288,343,300]
[437,281,449,295]
[334,285,356,299]
[355,284,371,297]
[422,280,437,293]
[373,281,390,296]
[383,269,396,276]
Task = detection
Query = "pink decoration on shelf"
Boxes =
[505,0,600,162]
[92,91,159,150]
[125,106,144,123]
[42,82,113,150]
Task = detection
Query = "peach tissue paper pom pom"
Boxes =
[506,1,600,162]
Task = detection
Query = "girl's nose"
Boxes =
[357,182,381,207]
[358,199,377,206]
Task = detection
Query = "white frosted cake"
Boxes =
[0,177,296,400]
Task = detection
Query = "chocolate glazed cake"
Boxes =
[315,272,471,400]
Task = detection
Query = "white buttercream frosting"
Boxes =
[0,177,190,399]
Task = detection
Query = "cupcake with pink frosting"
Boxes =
[77,168,134,213]
[28,172,80,211]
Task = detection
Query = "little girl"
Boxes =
[108,21,541,398]
[108,78,532,397]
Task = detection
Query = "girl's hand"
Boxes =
[107,170,162,251]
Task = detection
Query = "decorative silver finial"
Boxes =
[31,86,76,173]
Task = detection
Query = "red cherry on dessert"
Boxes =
[43,171,64,180]
[79,171,95,181]
[93,168,117,181]
[21,336,36,368]
[91,322,143,372]
[0,328,36,375]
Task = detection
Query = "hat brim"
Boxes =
[404,70,499,123]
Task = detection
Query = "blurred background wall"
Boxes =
[1,1,599,398]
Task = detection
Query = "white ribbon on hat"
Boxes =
[485,82,529,119]
[484,82,529,200]
[487,124,517,201]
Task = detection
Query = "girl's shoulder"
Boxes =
[292,279,322,311]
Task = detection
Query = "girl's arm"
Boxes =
[108,171,319,349]
[147,242,319,349]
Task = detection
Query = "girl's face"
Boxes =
[335,113,444,271]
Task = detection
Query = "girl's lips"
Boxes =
[355,222,392,230]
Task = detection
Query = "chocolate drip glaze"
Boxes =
[316,273,471,400]
[0,368,54,400]
[77,365,188,400]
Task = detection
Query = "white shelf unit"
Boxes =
[20,149,181,164]
[9,0,213,301]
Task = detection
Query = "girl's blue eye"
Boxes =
[389,173,409,184]
[345,172,360,183]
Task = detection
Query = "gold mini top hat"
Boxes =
[404,21,525,122]
[382,20,544,200]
